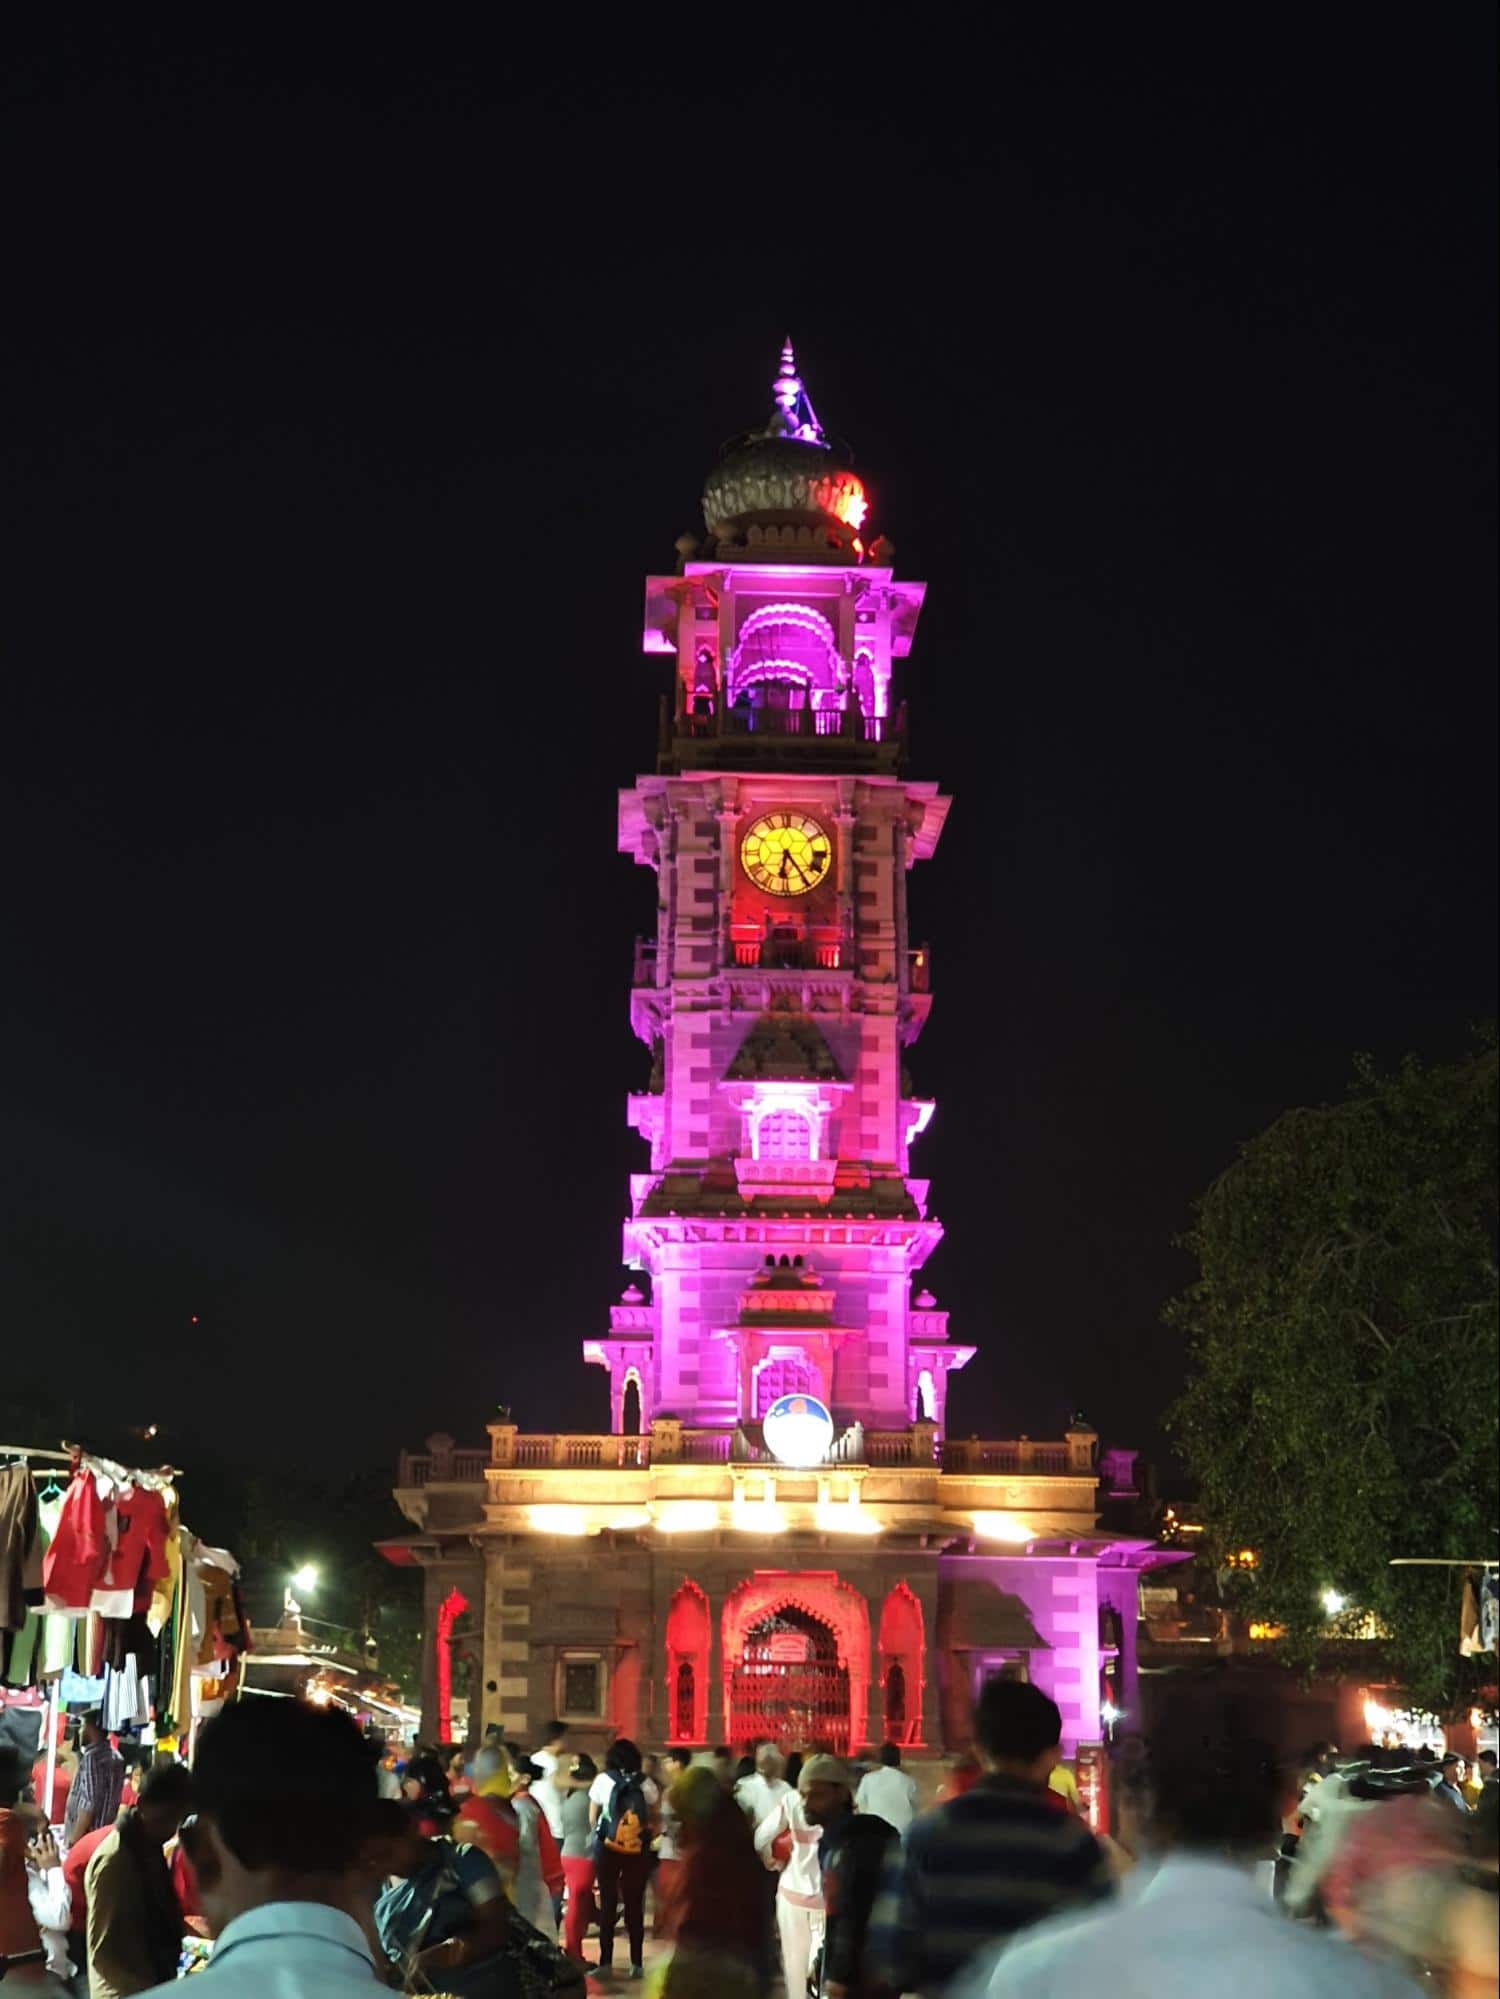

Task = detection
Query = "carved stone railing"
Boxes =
[401,1422,1096,1487]
[942,1439,1075,1476]
[398,1443,491,1487]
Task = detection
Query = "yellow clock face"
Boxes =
[740,811,832,897]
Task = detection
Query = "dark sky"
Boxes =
[3,23,1495,1488]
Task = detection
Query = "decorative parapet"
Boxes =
[399,1423,1100,1487]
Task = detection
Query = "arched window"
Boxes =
[755,1356,815,1415]
[884,1660,907,1730]
[727,604,843,710]
[666,1581,711,1745]
[878,1581,926,1748]
[621,1375,642,1435]
[674,1661,697,1742]
[755,1108,814,1162]
[914,1368,936,1421]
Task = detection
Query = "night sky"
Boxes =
[4,23,1495,1491]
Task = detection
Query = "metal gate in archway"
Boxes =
[729,1604,850,1752]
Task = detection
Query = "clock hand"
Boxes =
[788,853,812,887]
[778,851,791,879]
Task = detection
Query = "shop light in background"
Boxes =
[528,1505,592,1536]
[970,1513,1035,1545]
[652,1502,720,1534]
[1248,1621,1286,1641]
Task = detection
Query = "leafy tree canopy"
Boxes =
[1166,1044,1498,1714]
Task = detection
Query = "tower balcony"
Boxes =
[632,934,932,989]
[659,693,907,775]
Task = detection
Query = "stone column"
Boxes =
[481,1547,533,1739]
[716,793,739,969]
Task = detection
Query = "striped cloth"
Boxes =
[869,1772,1112,1996]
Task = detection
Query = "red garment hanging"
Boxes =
[40,1470,108,1615]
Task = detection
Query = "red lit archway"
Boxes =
[721,1572,869,1754]
[878,1580,926,1747]
[666,1579,711,1744]
[435,1586,469,1743]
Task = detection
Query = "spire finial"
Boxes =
[768,336,823,444]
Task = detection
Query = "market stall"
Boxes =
[0,1439,249,1799]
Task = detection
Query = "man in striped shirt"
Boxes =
[869,1678,1111,1996]
[63,1714,124,1846]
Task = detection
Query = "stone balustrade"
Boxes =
[397,1421,1097,1487]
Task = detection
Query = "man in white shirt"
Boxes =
[530,1718,568,1841]
[975,1724,1422,1998]
[135,1696,390,1995]
[735,1741,792,1824]
[855,1742,921,1835]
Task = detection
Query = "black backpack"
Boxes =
[598,1770,650,1856]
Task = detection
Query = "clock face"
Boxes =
[740,811,832,897]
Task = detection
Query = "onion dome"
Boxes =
[700,339,869,563]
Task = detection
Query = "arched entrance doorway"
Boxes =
[730,1603,850,1753]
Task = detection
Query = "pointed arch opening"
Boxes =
[721,1573,869,1756]
[666,1579,711,1745]
[878,1580,926,1747]
[621,1371,642,1436]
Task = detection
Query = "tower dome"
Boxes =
[700,340,869,563]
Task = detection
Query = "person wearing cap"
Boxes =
[800,1754,899,1999]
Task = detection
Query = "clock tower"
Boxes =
[390,345,1180,1775]
[600,342,975,1439]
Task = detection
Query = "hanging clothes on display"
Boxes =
[0,1461,38,1633]
[1,1443,241,1767]
[41,1466,110,1616]
[4,1483,71,1692]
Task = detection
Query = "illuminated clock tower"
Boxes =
[595,343,975,1438]
[392,346,1177,1772]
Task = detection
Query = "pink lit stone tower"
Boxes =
[591,344,975,1446]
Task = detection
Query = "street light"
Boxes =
[290,1564,320,1595]
[1321,1588,1347,1616]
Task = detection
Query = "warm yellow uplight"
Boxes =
[528,1505,591,1536]
[815,1504,883,1536]
[731,1504,789,1534]
[606,1509,653,1532]
[652,1503,720,1534]
[970,1513,1035,1545]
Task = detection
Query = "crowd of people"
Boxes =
[0,1682,1495,1994]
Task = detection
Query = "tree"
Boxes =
[1166,1045,1498,1714]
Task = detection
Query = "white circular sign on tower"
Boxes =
[762,1392,835,1469]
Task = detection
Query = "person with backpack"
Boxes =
[589,1739,653,1977]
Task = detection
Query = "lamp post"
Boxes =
[284,1563,320,1626]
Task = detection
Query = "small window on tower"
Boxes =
[756,1108,814,1161]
